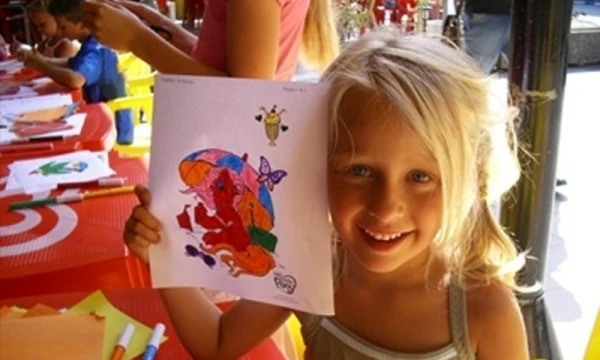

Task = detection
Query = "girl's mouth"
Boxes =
[359,226,413,252]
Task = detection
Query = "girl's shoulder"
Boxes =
[464,282,529,359]
[54,39,79,58]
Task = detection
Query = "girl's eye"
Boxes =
[410,171,431,183]
[348,165,371,177]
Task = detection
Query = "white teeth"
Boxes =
[363,228,403,241]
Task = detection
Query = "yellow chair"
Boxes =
[126,72,157,96]
[287,314,306,359]
[118,52,152,79]
[107,94,154,158]
[584,307,600,360]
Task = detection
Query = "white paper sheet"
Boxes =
[0,85,38,101]
[0,59,23,73]
[5,150,112,193]
[0,113,86,143]
[148,75,334,315]
[0,93,73,120]
[7,151,115,194]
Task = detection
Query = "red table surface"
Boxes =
[0,103,116,163]
[0,288,286,360]
[0,151,150,299]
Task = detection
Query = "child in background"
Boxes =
[123,29,529,359]
[10,0,77,58]
[22,0,134,145]
[0,35,8,61]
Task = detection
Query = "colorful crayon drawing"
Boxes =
[255,105,288,146]
[176,149,287,278]
[29,161,88,176]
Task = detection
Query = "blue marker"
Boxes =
[142,323,166,360]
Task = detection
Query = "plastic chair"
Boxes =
[107,94,154,158]
[118,52,152,81]
[286,314,306,359]
[584,307,600,360]
[125,72,156,97]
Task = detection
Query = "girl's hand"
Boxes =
[81,0,147,52]
[9,41,21,56]
[22,51,45,71]
[124,185,162,263]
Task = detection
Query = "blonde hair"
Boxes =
[300,0,340,72]
[28,0,51,13]
[323,28,525,289]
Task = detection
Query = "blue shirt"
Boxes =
[69,36,134,145]
[68,36,127,103]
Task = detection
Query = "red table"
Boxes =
[0,151,149,299]
[0,103,116,162]
[0,289,286,360]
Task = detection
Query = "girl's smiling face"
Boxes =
[328,87,443,275]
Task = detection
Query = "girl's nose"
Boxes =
[367,182,407,224]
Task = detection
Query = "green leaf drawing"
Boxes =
[33,161,72,176]
[247,226,278,253]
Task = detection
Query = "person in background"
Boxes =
[463,0,510,75]
[21,0,134,145]
[79,0,339,79]
[0,35,8,61]
[463,0,567,187]
[10,0,78,58]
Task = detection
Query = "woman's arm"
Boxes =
[82,0,282,78]
[128,26,225,76]
[159,287,291,360]
[116,0,197,55]
[225,0,280,79]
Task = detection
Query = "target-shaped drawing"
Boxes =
[0,176,78,258]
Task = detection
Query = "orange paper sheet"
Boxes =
[21,303,60,318]
[0,306,25,320]
[18,105,72,122]
[0,313,104,360]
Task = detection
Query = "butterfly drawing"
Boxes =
[257,156,287,191]
[185,244,217,269]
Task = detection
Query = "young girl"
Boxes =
[10,0,77,58]
[123,29,529,359]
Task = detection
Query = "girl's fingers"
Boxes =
[134,184,152,207]
[125,216,161,244]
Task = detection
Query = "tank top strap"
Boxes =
[448,279,476,360]
[300,313,324,344]
[41,38,59,57]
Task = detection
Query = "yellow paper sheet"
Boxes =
[0,306,25,320]
[0,314,104,360]
[65,291,168,360]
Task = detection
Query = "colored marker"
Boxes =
[0,135,68,145]
[110,323,135,360]
[56,177,127,189]
[8,185,136,211]
[0,142,53,154]
[142,323,166,360]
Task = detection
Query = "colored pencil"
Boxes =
[8,185,136,211]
